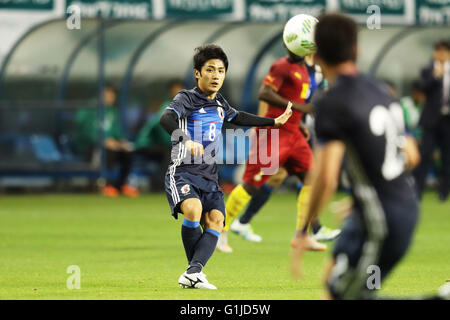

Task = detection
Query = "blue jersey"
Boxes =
[166,87,238,183]
[306,63,327,103]
[306,64,318,103]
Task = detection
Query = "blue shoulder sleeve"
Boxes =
[166,91,193,119]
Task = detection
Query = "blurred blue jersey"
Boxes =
[166,87,238,183]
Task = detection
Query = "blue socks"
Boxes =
[181,219,220,274]
[181,219,202,265]
[187,228,220,274]
[239,184,273,224]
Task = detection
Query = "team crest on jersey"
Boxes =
[217,107,224,120]
[181,184,190,195]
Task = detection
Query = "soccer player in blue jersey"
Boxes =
[159,44,293,289]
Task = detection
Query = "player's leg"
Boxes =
[325,203,449,300]
[287,138,340,248]
[285,140,328,251]
[180,190,226,289]
[177,198,219,289]
[291,171,327,251]
[223,182,257,232]
[238,168,287,224]
[294,175,335,240]
[188,209,224,274]
[117,151,140,197]
[217,182,256,252]
[102,149,120,197]
[179,198,203,266]
[324,212,375,299]
[231,168,288,242]
[188,209,224,273]
[322,258,336,300]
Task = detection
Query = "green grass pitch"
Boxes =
[0,191,448,300]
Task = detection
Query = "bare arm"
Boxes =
[304,141,346,228]
[291,140,346,278]
[259,84,313,114]
[231,103,292,127]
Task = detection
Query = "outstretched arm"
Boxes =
[291,140,345,279]
[230,102,292,127]
[303,141,346,229]
[259,84,313,114]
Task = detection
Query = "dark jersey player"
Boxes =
[159,44,292,289]
[291,13,450,300]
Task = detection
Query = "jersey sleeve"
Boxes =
[165,91,193,119]
[314,95,347,144]
[262,61,289,92]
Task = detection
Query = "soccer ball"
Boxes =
[283,14,318,57]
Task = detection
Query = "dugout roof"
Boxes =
[1,19,449,109]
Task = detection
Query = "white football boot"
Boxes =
[230,219,262,242]
[216,230,233,253]
[291,235,327,251]
[438,282,450,300]
[178,271,217,289]
[311,226,341,242]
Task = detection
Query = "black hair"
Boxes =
[193,44,229,72]
[315,13,358,66]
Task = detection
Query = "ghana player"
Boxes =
[291,13,449,300]
[159,44,293,289]
[217,43,335,253]
[226,54,340,248]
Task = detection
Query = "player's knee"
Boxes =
[204,210,225,230]
[180,198,202,220]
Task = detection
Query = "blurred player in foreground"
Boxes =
[159,44,292,289]
[291,13,449,300]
